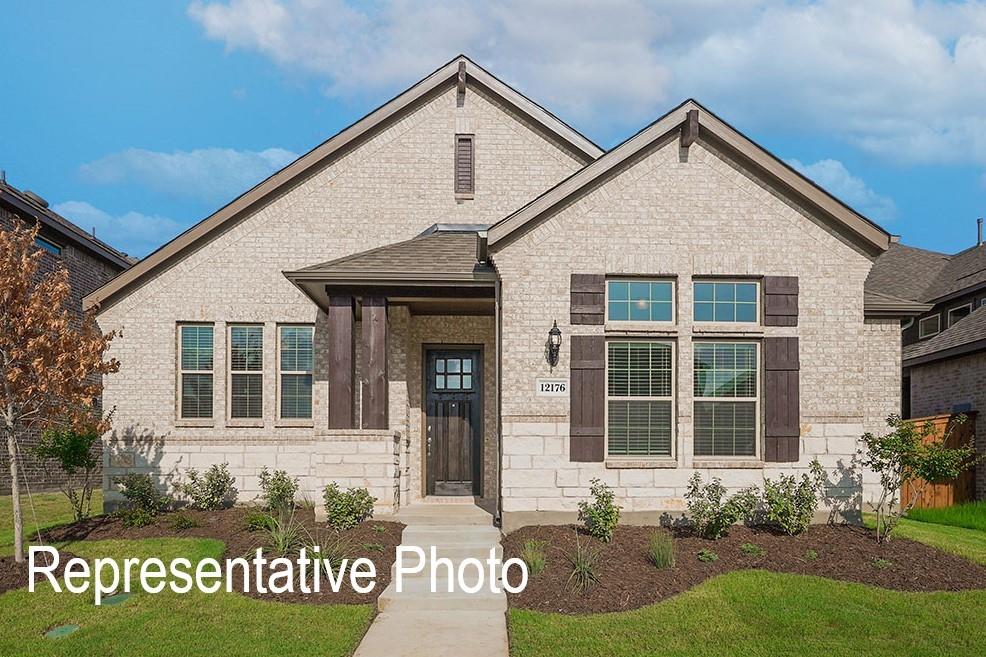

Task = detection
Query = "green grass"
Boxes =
[906,502,986,532]
[863,513,986,565]
[0,490,103,557]
[509,570,986,657]
[0,537,373,657]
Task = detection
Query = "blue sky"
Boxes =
[2,0,985,258]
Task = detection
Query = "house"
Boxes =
[1,177,134,493]
[868,227,986,500]
[85,56,907,529]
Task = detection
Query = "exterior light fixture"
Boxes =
[546,320,562,368]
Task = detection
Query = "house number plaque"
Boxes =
[536,378,568,396]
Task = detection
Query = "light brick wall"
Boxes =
[97,83,581,512]
[909,352,986,499]
[492,135,898,527]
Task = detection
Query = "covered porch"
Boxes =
[284,225,499,513]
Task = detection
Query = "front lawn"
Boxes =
[509,570,986,657]
[0,490,103,557]
[863,513,986,565]
[906,501,986,532]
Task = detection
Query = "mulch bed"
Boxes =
[503,524,986,614]
[0,551,76,596]
[3,507,403,605]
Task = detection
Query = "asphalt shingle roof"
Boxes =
[904,305,986,363]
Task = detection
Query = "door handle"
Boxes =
[427,426,432,456]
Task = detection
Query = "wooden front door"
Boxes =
[426,349,482,496]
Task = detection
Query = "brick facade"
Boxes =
[909,352,986,499]
[0,205,125,493]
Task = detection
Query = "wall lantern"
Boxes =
[546,320,562,368]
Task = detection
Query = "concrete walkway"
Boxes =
[354,501,508,657]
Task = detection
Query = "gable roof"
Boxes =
[83,55,602,312]
[867,241,986,306]
[487,99,891,254]
[904,305,986,366]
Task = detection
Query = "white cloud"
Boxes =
[187,0,986,168]
[787,159,897,224]
[79,147,298,204]
[52,201,186,258]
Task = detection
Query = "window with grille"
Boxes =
[693,342,758,457]
[229,325,263,419]
[606,341,674,457]
[434,356,474,390]
[179,324,213,419]
[694,281,759,323]
[279,326,313,419]
[606,280,674,323]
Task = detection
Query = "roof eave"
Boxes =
[904,338,986,368]
[863,301,933,318]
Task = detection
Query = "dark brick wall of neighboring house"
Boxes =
[0,207,122,494]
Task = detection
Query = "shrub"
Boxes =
[577,479,621,543]
[685,474,758,539]
[647,532,675,569]
[258,467,299,513]
[371,524,388,534]
[263,511,305,557]
[323,483,376,530]
[303,529,352,576]
[761,459,826,535]
[118,473,169,515]
[805,549,819,561]
[34,424,101,522]
[245,511,276,533]
[521,539,548,576]
[120,507,155,528]
[361,542,385,553]
[567,534,600,594]
[697,548,719,563]
[180,463,237,510]
[872,557,892,570]
[739,542,764,557]
[169,512,198,531]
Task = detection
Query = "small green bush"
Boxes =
[578,479,621,543]
[739,542,764,557]
[301,527,352,576]
[361,542,385,553]
[697,548,719,563]
[245,511,277,532]
[521,539,548,576]
[761,459,826,535]
[371,524,388,534]
[647,532,675,569]
[118,473,170,515]
[34,424,101,521]
[263,511,305,557]
[120,507,155,528]
[805,548,819,561]
[872,557,893,570]
[685,474,758,539]
[567,534,600,594]
[180,463,237,510]
[258,467,299,513]
[323,483,376,530]
[169,512,198,531]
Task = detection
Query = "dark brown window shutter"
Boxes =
[571,274,605,325]
[570,335,605,462]
[763,276,798,326]
[327,295,356,429]
[361,297,388,429]
[454,134,474,195]
[764,336,800,462]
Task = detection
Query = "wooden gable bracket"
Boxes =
[456,61,467,106]
[680,109,699,148]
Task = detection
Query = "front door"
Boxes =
[426,348,482,496]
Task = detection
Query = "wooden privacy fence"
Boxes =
[901,412,977,509]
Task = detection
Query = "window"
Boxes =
[454,134,474,196]
[947,304,972,327]
[607,280,674,323]
[35,235,61,255]
[694,281,759,323]
[229,325,263,419]
[606,341,674,457]
[693,342,758,457]
[279,326,313,419]
[434,356,474,390]
[179,325,213,419]
[918,314,940,339]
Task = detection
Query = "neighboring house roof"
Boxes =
[867,240,986,307]
[487,99,891,255]
[904,305,986,367]
[926,243,986,303]
[83,54,602,311]
[863,291,933,318]
[0,180,134,269]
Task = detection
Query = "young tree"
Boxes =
[0,222,118,562]
[858,414,979,543]
[34,421,105,522]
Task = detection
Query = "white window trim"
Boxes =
[947,303,973,327]
[692,340,761,460]
[604,339,677,460]
[692,279,761,327]
[604,278,677,329]
[227,324,264,425]
[177,323,214,425]
[277,324,314,425]
[918,314,941,339]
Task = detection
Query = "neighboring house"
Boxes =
[86,56,906,529]
[0,177,134,493]
[867,229,986,499]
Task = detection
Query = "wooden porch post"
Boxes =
[327,294,356,429]
[361,297,388,429]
